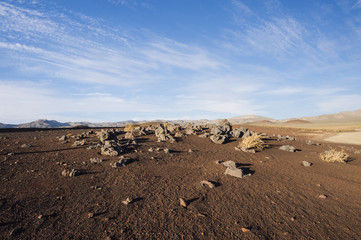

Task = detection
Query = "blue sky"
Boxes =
[1,0,361,123]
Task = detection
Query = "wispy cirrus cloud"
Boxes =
[0,0,360,123]
[0,1,222,88]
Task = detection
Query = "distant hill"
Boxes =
[0,123,16,128]
[228,115,275,124]
[1,108,360,129]
[17,119,71,128]
[0,119,139,129]
[299,108,361,123]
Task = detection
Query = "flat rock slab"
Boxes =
[224,167,244,178]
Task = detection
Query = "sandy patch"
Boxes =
[324,131,361,145]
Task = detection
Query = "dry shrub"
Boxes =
[124,124,140,132]
[238,134,266,151]
[319,149,349,163]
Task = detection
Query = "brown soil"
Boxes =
[1,126,361,239]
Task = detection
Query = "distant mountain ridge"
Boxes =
[0,108,360,128]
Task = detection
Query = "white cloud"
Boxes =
[231,0,253,14]
[355,0,361,8]
[0,81,158,123]
[317,94,361,113]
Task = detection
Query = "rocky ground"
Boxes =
[0,122,360,240]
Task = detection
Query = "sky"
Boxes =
[1,0,361,124]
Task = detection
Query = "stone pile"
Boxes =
[209,119,232,144]
[155,125,176,143]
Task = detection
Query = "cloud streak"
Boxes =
[0,1,360,122]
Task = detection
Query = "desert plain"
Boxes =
[0,120,361,240]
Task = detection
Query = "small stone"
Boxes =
[241,227,250,233]
[224,167,244,178]
[222,161,237,168]
[21,144,31,148]
[215,160,222,164]
[188,149,193,153]
[10,227,22,237]
[200,180,215,188]
[62,169,79,177]
[179,198,187,207]
[164,148,170,154]
[240,147,256,153]
[122,197,133,205]
[38,215,43,219]
[279,145,296,152]
[319,194,327,199]
[90,158,102,164]
[290,217,295,221]
[302,161,312,167]
[7,152,14,156]
[87,212,94,218]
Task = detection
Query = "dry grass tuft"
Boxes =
[319,149,349,163]
[238,134,266,151]
[124,124,140,132]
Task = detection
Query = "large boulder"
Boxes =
[167,124,182,132]
[155,125,169,137]
[211,119,232,135]
[210,134,229,144]
[101,140,123,156]
[97,129,118,144]
[230,128,244,138]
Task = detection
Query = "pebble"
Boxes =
[10,227,22,237]
[179,198,187,208]
[122,197,133,205]
[200,180,215,188]
[241,227,250,233]
[87,212,94,218]
[90,158,102,164]
[302,161,312,167]
[319,194,327,199]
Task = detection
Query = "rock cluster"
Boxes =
[61,169,79,177]
[279,145,296,152]
[222,161,244,178]
[155,125,176,143]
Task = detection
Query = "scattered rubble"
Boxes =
[279,145,296,152]
[72,140,86,147]
[90,158,102,164]
[61,169,80,177]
